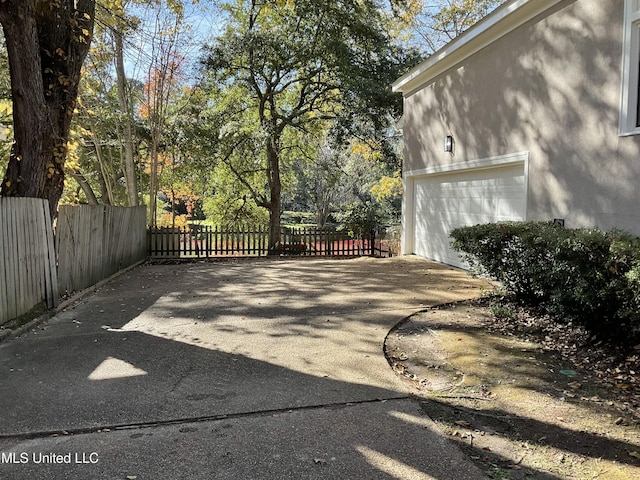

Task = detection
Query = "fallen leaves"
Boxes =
[389,298,640,479]
[476,297,640,419]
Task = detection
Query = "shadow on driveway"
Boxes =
[0,257,497,480]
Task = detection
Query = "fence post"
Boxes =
[369,229,374,256]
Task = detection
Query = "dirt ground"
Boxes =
[385,300,640,480]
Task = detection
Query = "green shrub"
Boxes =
[608,235,640,338]
[449,222,558,302]
[282,211,317,226]
[335,201,378,237]
[450,222,640,342]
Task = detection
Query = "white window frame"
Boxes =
[620,0,640,135]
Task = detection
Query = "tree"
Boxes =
[70,13,138,207]
[108,0,142,207]
[0,1,96,219]
[305,141,347,228]
[198,89,273,227]
[79,0,158,208]
[289,136,355,228]
[0,32,11,176]
[411,0,506,54]
[140,2,188,226]
[204,0,416,252]
[69,0,202,212]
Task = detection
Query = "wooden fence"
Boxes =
[0,197,58,325]
[2,200,389,326]
[148,225,390,258]
[56,205,147,295]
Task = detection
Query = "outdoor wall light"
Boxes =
[444,134,454,153]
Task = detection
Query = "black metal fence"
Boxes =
[148,225,390,258]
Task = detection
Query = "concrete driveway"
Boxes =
[0,257,491,479]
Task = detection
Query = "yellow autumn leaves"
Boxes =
[350,140,402,201]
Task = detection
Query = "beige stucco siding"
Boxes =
[403,0,640,234]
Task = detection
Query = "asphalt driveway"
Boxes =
[0,257,491,479]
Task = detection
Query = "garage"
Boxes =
[410,161,527,268]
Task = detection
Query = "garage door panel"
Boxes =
[497,202,521,218]
[413,164,526,268]
[469,198,483,214]
[483,197,497,214]
[458,198,472,213]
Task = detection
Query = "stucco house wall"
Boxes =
[395,0,640,263]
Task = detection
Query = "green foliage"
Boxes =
[0,100,11,179]
[450,222,640,342]
[283,133,403,229]
[490,303,516,321]
[201,0,417,232]
[203,194,268,228]
[282,211,317,227]
[71,62,141,205]
[336,201,379,237]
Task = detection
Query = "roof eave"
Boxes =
[392,0,564,96]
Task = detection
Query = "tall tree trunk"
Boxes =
[0,1,95,220]
[149,132,159,227]
[0,12,46,203]
[71,171,99,205]
[91,128,114,205]
[266,141,281,254]
[114,29,138,207]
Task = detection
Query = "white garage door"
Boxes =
[413,164,526,268]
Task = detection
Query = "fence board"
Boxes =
[12,200,24,316]
[56,205,146,295]
[23,203,37,312]
[0,201,9,320]
[40,204,58,309]
[0,198,59,326]
[6,199,19,319]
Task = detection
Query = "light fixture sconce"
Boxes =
[444,134,454,153]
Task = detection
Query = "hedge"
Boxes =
[450,222,640,342]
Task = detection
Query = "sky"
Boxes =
[121,0,226,82]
